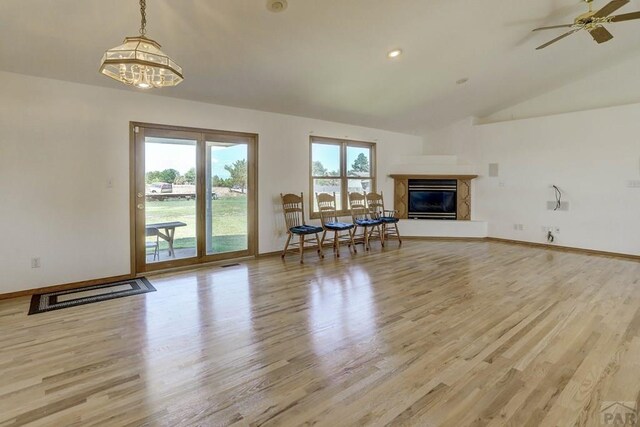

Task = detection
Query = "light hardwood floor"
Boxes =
[1,240,640,426]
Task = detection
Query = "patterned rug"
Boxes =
[29,277,156,315]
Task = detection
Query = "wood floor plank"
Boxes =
[1,240,639,426]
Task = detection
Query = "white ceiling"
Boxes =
[2,0,640,134]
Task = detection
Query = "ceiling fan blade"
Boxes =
[532,24,574,31]
[588,26,614,43]
[536,28,581,50]
[593,0,629,18]
[609,11,640,21]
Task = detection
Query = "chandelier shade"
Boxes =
[99,0,183,89]
[100,36,183,89]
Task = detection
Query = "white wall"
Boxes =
[425,104,640,256]
[477,52,640,124]
[0,71,423,294]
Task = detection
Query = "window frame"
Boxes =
[309,136,377,219]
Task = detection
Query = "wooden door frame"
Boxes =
[130,122,259,274]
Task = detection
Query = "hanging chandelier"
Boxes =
[99,0,183,89]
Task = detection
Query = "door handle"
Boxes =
[137,204,144,210]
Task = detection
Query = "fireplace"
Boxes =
[408,179,457,220]
[390,174,476,221]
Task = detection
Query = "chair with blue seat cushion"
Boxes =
[348,192,383,251]
[281,193,324,264]
[316,192,356,257]
[366,191,402,245]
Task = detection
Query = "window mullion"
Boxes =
[341,142,348,214]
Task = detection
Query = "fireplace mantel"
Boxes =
[389,174,478,180]
[389,174,478,221]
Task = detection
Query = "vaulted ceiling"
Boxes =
[2,0,640,134]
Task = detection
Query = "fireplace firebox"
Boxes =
[408,179,457,220]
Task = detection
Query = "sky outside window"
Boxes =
[145,139,244,179]
[312,143,340,176]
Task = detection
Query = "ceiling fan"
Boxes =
[533,0,640,49]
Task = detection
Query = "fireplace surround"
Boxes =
[390,174,477,221]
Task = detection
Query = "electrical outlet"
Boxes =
[31,257,41,268]
[107,178,114,188]
[513,223,519,231]
[518,224,524,231]
[627,180,640,188]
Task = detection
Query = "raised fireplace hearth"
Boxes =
[390,174,477,221]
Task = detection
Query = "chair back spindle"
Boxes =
[348,192,369,222]
[281,193,305,229]
[366,192,385,220]
[316,192,339,227]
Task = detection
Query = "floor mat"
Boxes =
[29,277,156,315]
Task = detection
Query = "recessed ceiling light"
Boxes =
[456,78,469,85]
[387,49,403,59]
[267,0,288,12]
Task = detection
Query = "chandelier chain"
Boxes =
[139,0,147,36]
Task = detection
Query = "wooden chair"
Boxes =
[316,192,356,257]
[366,191,402,245]
[348,192,383,251]
[281,193,324,263]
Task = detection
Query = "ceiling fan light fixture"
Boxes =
[532,0,640,49]
[99,0,183,89]
[387,49,403,59]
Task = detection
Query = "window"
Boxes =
[309,136,376,216]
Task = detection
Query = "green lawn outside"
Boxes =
[146,195,248,254]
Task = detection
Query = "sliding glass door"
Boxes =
[205,139,249,255]
[133,123,257,273]
[144,135,198,264]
